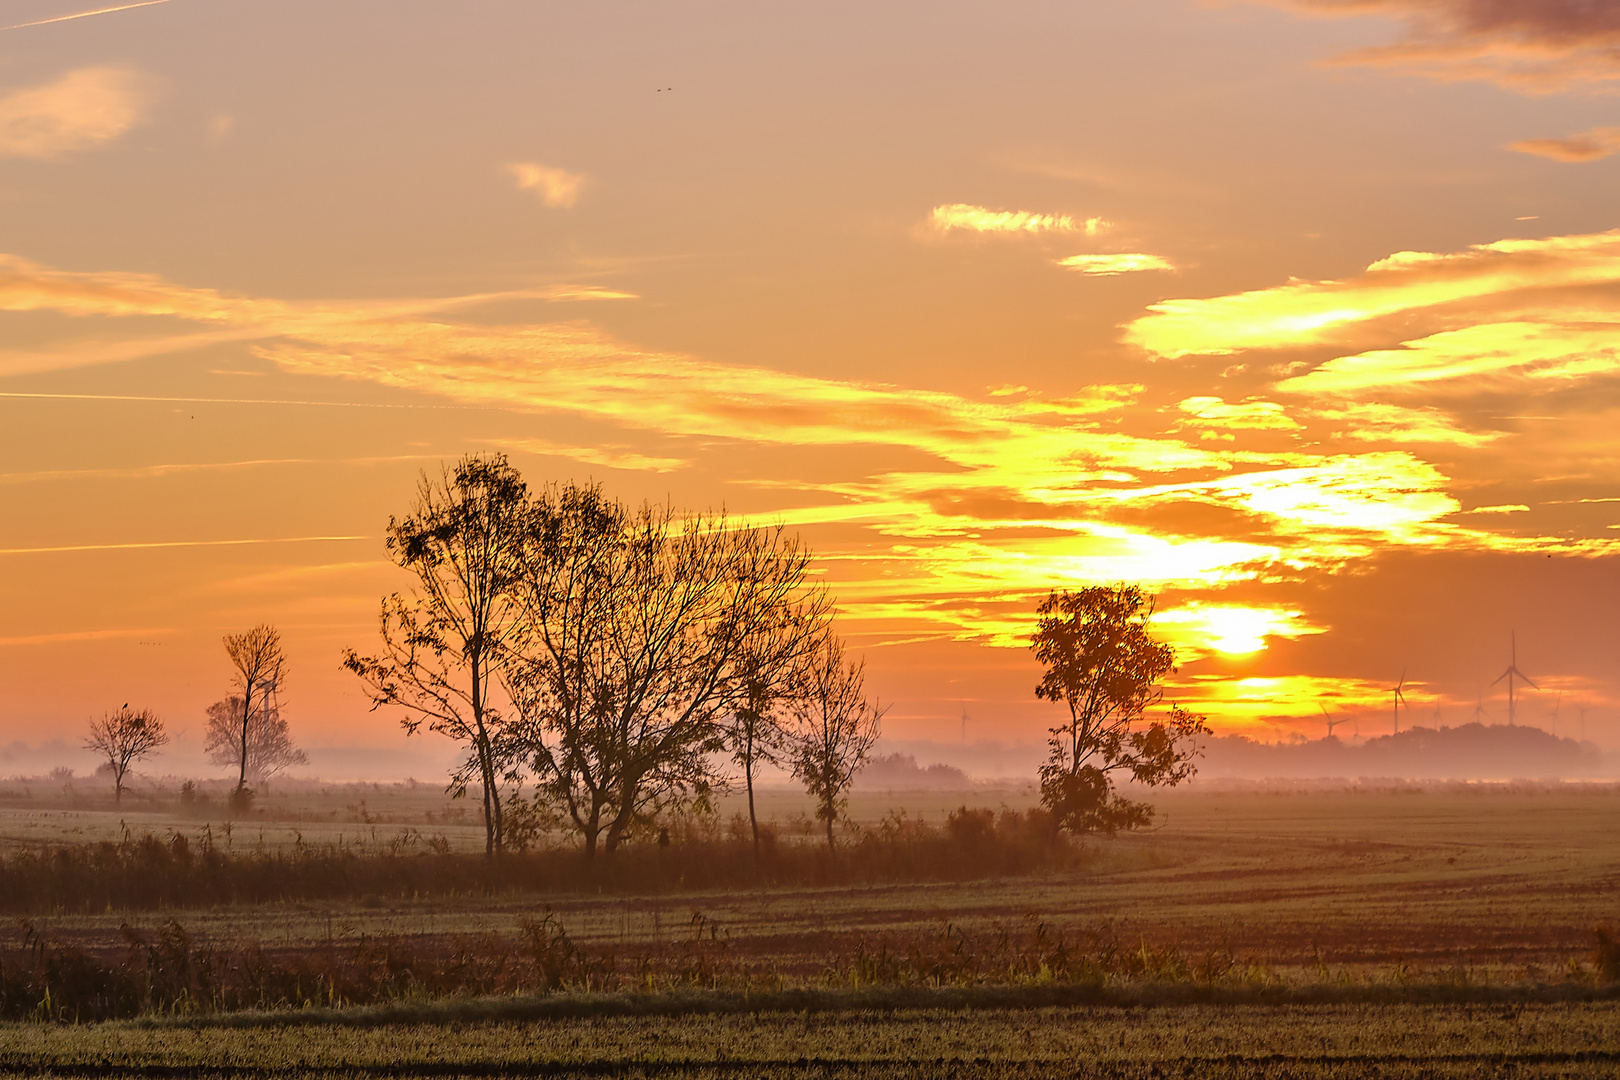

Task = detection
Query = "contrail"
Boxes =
[0,535,367,556]
[2,0,172,31]
[0,391,461,410]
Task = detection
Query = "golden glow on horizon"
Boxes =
[1155,602,1322,656]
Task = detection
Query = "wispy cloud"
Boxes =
[1277,316,1620,395]
[1,251,1605,654]
[1058,253,1174,275]
[1257,0,1620,92]
[0,535,366,556]
[1509,127,1620,162]
[1308,401,1499,446]
[1127,230,1620,359]
[1176,396,1302,433]
[929,204,1105,235]
[506,162,585,208]
[0,67,154,160]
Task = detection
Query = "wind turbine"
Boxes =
[1472,695,1488,723]
[1319,703,1347,739]
[1390,670,1409,735]
[1579,703,1589,744]
[1547,692,1563,737]
[1490,632,1538,726]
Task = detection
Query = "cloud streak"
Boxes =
[1058,253,1175,275]
[0,251,1603,653]
[1259,0,1620,92]
[1127,230,1620,360]
[1509,127,1620,162]
[929,204,1105,235]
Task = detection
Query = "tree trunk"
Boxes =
[824,799,835,850]
[469,655,502,859]
[238,687,252,793]
[744,726,761,861]
[747,759,760,861]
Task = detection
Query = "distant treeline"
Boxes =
[1198,723,1604,780]
[0,807,1069,914]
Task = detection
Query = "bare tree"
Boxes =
[344,454,529,858]
[203,695,308,788]
[786,634,884,849]
[506,483,825,861]
[222,625,285,798]
[84,706,168,803]
[724,605,828,860]
[1031,586,1208,835]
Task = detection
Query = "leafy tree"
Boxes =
[84,706,168,803]
[786,633,884,849]
[344,454,529,858]
[203,695,308,789]
[1030,586,1207,835]
[221,625,285,799]
[505,482,824,860]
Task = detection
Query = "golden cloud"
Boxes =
[929,204,1105,235]
[1176,396,1303,432]
[1277,316,1620,395]
[3,251,1609,658]
[506,162,585,208]
[1307,401,1498,446]
[1057,253,1175,275]
[0,67,153,160]
[1129,230,1620,360]
[1510,127,1620,162]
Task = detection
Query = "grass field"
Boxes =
[4,1000,1620,1077]
[2,782,1618,1071]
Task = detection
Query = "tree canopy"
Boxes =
[1031,585,1207,834]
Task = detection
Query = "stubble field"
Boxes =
[2,780,1618,1075]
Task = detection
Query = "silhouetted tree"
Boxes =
[787,633,884,849]
[203,695,307,788]
[505,482,826,860]
[84,706,168,803]
[1031,586,1207,835]
[344,454,529,858]
[221,625,285,799]
[724,612,829,860]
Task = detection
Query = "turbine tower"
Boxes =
[1490,632,1538,726]
[1389,670,1408,735]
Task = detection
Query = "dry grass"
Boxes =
[4,1001,1620,1077]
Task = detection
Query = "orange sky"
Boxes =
[2,0,1618,777]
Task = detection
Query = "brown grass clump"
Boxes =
[0,806,1068,914]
